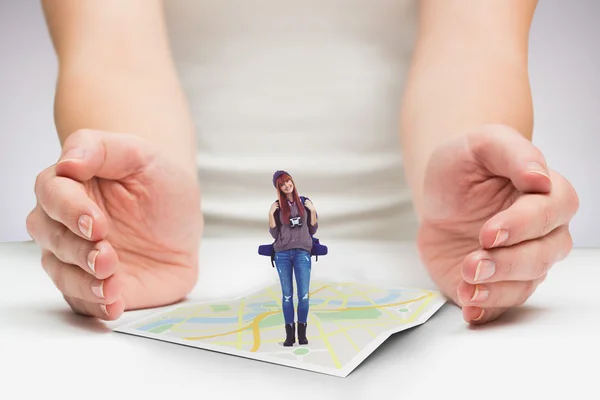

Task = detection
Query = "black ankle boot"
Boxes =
[283,323,295,347]
[297,322,308,345]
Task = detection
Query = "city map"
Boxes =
[114,280,446,377]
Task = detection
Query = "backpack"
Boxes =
[258,196,328,268]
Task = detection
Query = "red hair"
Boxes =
[275,173,304,224]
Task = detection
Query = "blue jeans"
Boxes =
[274,248,312,324]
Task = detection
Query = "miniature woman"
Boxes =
[269,170,318,346]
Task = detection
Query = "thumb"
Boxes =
[55,129,158,181]
[466,124,552,194]
[462,306,508,325]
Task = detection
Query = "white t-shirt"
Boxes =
[163,0,420,240]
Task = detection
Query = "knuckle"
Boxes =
[34,169,50,197]
[536,243,553,277]
[34,174,42,195]
[501,254,515,278]
[515,286,530,307]
[568,184,580,215]
[76,240,92,270]
[518,280,536,306]
[540,204,554,235]
[538,258,552,277]
[556,174,580,217]
[51,224,68,256]
[526,279,538,297]
[25,209,37,238]
[40,251,54,278]
[557,227,573,261]
[64,208,82,228]
[39,178,59,209]
[54,269,68,294]
[565,229,574,253]
[40,250,51,267]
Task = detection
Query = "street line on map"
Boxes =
[266,287,282,307]
[400,292,436,324]
[326,285,350,308]
[369,293,405,323]
[348,285,393,321]
[182,287,435,357]
[182,292,432,340]
[316,292,433,312]
[339,325,360,352]
[168,304,207,333]
[236,298,246,349]
[250,311,280,351]
[310,313,342,369]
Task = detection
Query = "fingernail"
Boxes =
[491,229,508,247]
[91,281,104,299]
[473,308,486,321]
[470,284,489,302]
[78,215,92,239]
[59,148,86,163]
[100,304,110,316]
[527,162,549,178]
[473,259,495,282]
[456,288,465,306]
[87,249,100,274]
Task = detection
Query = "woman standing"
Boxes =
[269,170,318,347]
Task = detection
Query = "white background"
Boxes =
[1,0,598,246]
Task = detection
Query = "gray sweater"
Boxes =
[269,200,318,253]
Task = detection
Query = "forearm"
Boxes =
[309,210,318,226]
[54,65,197,175]
[42,0,197,176]
[400,0,536,221]
[269,214,279,239]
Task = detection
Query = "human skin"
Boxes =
[27,0,578,324]
[399,0,579,323]
[268,180,318,228]
[27,0,203,319]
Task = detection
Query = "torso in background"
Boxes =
[163,0,420,240]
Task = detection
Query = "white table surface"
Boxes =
[1,238,598,399]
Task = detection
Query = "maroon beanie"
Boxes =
[272,170,290,188]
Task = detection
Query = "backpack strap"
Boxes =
[271,198,280,268]
[300,196,319,261]
[300,195,310,224]
[274,199,281,228]
[267,196,319,266]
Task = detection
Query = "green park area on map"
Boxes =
[115,281,445,376]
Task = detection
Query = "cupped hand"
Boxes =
[417,124,579,324]
[26,129,203,320]
[270,201,280,215]
[304,199,315,211]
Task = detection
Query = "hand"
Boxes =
[270,201,280,215]
[416,124,579,324]
[304,199,315,212]
[26,129,203,320]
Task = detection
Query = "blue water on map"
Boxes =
[136,288,417,330]
[137,318,185,331]
[187,314,260,324]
